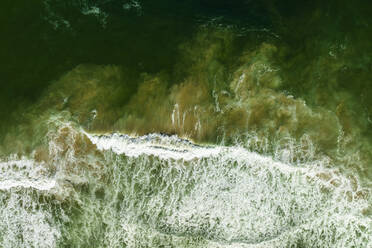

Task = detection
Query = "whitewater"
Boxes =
[0,118,370,247]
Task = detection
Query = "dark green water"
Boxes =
[0,0,372,247]
[0,1,369,114]
[1,0,372,137]
[1,0,372,173]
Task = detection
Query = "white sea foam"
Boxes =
[123,0,143,15]
[0,158,61,248]
[0,192,61,248]
[0,159,56,191]
[87,132,223,161]
[87,132,372,247]
[0,124,370,247]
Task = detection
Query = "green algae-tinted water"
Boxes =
[0,0,372,247]
[1,0,372,138]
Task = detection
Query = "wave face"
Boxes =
[0,117,370,247]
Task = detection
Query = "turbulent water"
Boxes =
[1,0,372,247]
[0,117,370,247]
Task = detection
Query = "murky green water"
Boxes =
[0,0,371,247]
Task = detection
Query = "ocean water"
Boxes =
[0,0,371,247]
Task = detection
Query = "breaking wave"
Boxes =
[1,13,372,247]
[0,115,370,247]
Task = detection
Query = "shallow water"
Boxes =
[0,0,371,247]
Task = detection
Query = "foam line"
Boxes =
[0,159,56,191]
